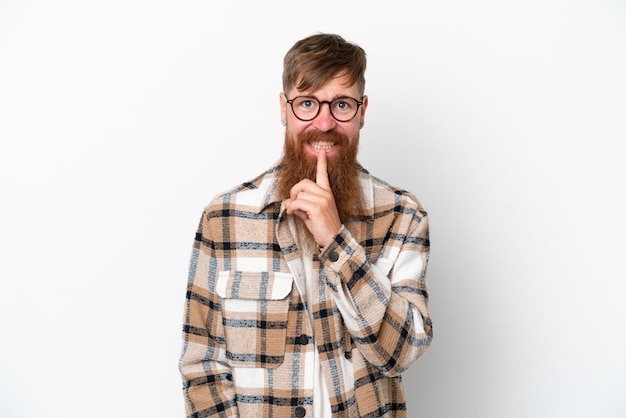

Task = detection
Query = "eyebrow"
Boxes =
[298,94,356,101]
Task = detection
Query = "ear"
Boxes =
[279,92,288,122]
[359,95,369,128]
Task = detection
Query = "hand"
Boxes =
[284,150,342,248]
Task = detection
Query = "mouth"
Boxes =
[310,141,335,150]
[296,130,347,157]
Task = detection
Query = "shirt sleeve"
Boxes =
[318,204,432,376]
[179,212,239,417]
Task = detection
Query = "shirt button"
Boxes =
[295,406,306,417]
[298,334,310,345]
[328,251,339,262]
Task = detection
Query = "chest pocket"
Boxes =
[216,271,293,368]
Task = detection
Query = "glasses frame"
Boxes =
[285,95,364,122]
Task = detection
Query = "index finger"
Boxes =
[315,149,330,190]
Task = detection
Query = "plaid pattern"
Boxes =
[180,163,432,418]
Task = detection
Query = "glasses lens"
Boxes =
[291,97,320,121]
[330,97,359,122]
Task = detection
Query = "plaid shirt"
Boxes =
[180,163,432,418]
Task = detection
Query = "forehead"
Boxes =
[289,73,360,98]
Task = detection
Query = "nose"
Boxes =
[312,102,337,132]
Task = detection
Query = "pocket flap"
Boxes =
[216,271,293,300]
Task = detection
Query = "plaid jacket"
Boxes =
[180,163,432,418]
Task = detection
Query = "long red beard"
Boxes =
[276,130,365,225]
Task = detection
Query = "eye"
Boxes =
[294,97,318,110]
[333,98,354,112]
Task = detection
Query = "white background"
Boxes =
[1,1,625,417]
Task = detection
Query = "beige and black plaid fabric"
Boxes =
[180,163,432,417]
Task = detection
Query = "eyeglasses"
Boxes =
[285,96,364,122]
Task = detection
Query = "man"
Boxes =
[180,33,432,418]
